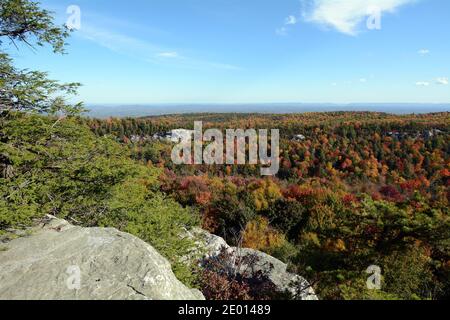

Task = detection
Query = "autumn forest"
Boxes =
[86,112,450,300]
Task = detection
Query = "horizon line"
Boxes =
[86,102,450,106]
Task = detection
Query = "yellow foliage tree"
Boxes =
[250,179,282,211]
[242,217,286,252]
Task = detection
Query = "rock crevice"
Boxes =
[188,228,318,300]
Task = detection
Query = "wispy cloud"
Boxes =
[78,25,162,57]
[436,77,448,85]
[301,0,416,35]
[276,15,299,36]
[157,52,179,58]
[415,77,448,86]
[276,27,288,36]
[77,25,240,71]
[285,15,298,25]
[418,49,430,55]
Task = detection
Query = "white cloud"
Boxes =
[359,78,367,83]
[415,81,430,87]
[285,15,298,25]
[418,49,430,55]
[436,77,448,85]
[157,52,179,58]
[302,0,415,35]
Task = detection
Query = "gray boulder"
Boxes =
[0,216,204,300]
[190,228,318,300]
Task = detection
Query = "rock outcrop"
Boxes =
[189,228,318,300]
[0,216,204,300]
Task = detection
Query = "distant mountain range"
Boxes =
[84,103,450,118]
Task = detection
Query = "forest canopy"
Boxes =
[86,111,450,299]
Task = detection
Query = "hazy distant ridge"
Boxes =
[85,103,450,118]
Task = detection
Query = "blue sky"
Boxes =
[10,0,450,104]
